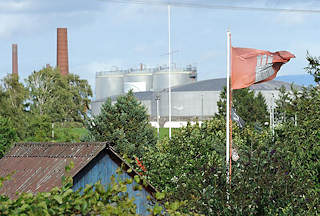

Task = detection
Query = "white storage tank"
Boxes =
[153,66,197,91]
[95,71,124,100]
[124,69,153,93]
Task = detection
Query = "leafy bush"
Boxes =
[143,117,318,215]
[0,163,201,216]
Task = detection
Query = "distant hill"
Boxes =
[275,74,316,86]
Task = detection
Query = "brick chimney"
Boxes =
[12,44,18,75]
[57,28,69,75]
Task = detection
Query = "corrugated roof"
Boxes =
[0,142,106,198]
[0,142,158,199]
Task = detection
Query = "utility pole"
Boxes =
[156,95,160,137]
[168,4,172,138]
[201,94,204,120]
[52,123,55,140]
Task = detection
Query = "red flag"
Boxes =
[231,47,295,89]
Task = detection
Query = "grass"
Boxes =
[54,127,89,142]
[156,128,180,140]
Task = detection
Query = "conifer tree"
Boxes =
[87,91,157,158]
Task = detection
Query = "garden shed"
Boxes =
[0,142,156,214]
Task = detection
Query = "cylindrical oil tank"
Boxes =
[124,71,153,93]
[95,71,124,100]
[153,68,197,91]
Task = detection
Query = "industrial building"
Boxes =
[95,65,197,100]
[92,76,296,127]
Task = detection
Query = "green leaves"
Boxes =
[155,192,165,200]
[0,168,194,215]
[216,86,269,127]
[26,67,92,124]
[143,114,318,215]
[0,117,17,158]
[86,90,157,160]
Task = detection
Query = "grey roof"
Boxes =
[93,78,300,103]
[170,78,301,92]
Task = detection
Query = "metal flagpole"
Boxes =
[229,79,233,183]
[226,31,231,183]
[168,4,172,138]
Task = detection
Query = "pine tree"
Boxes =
[87,91,157,158]
[216,87,269,127]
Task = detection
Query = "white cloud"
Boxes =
[0,13,39,38]
[0,0,106,38]
[0,1,31,12]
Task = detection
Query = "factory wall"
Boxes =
[91,90,282,122]
[254,90,280,109]
[91,99,151,116]
[158,91,220,117]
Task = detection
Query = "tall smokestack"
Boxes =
[12,44,18,75]
[57,28,69,75]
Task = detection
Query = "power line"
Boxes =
[105,0,320,14]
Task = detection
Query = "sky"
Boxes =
[0,0,319,97]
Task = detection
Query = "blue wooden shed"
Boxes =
[0,142,157,215]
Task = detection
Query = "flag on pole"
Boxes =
[231,48,295,89]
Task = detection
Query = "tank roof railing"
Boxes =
[96,65,197,77]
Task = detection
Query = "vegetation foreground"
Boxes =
[0,55,319,215]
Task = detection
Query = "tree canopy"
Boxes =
[26,67,92,123]
[86,91,157,158]
[0,67,92,144]
[0,116,17,158]
[216,87,269,126]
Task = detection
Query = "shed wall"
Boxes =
[72,150,152,215]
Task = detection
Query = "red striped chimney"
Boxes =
[57,28,69,75]
[12,44,18,75]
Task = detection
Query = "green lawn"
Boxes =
[156,128,180,139]
[54,127,89,142]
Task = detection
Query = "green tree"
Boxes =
[305,52,320,84]
[143,118,317,215]
[0,116,17,158]
[87,91,157,158]
[0,74,28,140]
[26,67,92,124]
[217,87,269,126]
[23,114,52,142]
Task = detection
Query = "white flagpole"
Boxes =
[168,4,172,139]
[226,31,231,183]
